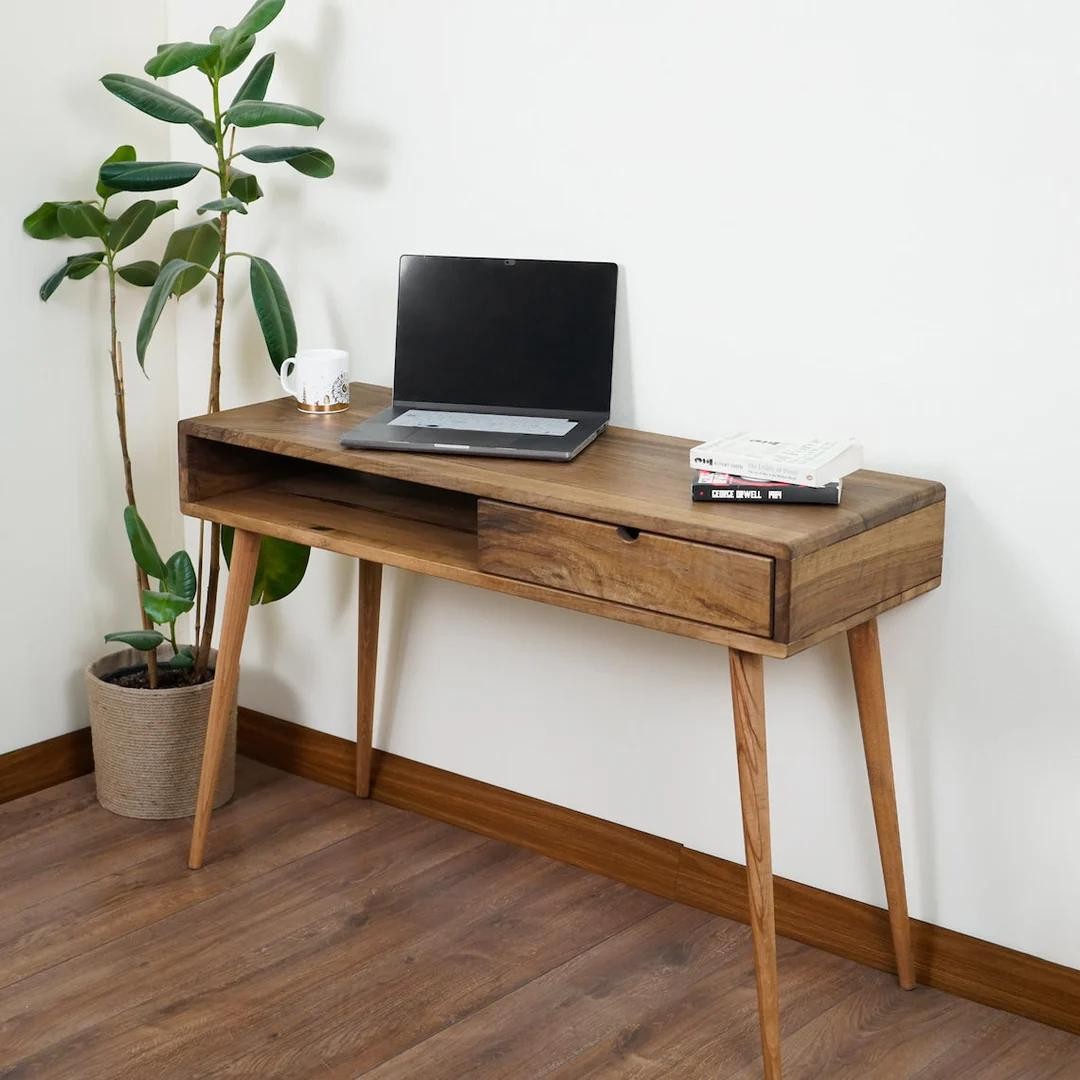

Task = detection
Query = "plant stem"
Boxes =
[194,519,205,647]
[195,77,233,680]
[107,257,158,690]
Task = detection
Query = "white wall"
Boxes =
[0,2,180,756]
[167,0,1077,970]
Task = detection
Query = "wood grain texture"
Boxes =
[355,559,383,797]
[188,528,261,870]
[180,384,945,559]
[0,727,93,806]
[179,428,306,504]
[237,707,355,792]
[0,760,351,987]
[848,617,916,990]
[782,577,941,657]
[236,709,682,901]
[4,764,1077,1078]
[478,500,773,635]
[784,501,945,642]
[728,650,782,1078]
[677,847,1080,1038]
[183,479,794,656]
[236,708,1080,1039]
[370,743,683,900]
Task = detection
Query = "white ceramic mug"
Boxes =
[280,348,351,414]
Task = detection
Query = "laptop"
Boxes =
[340,254,619,461]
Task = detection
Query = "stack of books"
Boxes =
[688,433,863,506]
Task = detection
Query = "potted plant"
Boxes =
[22,0,333,818]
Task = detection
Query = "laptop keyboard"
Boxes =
[388,409,578,437]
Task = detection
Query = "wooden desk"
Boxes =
[180,383,946,1079]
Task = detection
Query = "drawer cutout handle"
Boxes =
[616,525,641,543]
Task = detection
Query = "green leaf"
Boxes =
[224,100,324,129]
[222,527,310,605]
[39,252,104,301]
[101,74,208,126]
[68,255,105,281]
[97,145,137,199]
[233,0,286,39]
[136,258,202,369]
[230,52,275,106]
[57,203,110,240]
[216,0,285,70]
[99,160,202,193]
[161,222,221,297]
[219,34,255,76]
[117,261,160,287]
[197,197,248,216]
[105,629,166,651]
[165,648,195,669]
[124,505,166,579]
[153,199,179,219]
[142,589,194,625]
[107,200,156,251]
[164,550,197,602]
[228,168,264,204]
[192,118,218,146]
[23,201,70,240]
[249,256,297,372]
[238,145,334,179]
[145,41,220,78]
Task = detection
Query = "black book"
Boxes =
[691,471,842,505]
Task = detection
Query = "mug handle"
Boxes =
[280,357,300,398]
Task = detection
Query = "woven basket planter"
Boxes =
[85,647,236,820]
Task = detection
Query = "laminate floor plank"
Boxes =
[1,761,1078,1080]
[0,776,354,987]
[726,973,1006,1079]
[0,807,479,1074]
[207,857,666,1079]
[0,758,284,912]
[0,771,98,835]
[910,1009,1080,1080]
[539,939,883,1078]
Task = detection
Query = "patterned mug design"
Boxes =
[280,349,351,414]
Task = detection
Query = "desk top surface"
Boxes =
[181,383,945,559]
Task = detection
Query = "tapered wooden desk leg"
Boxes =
[847,617,916,991]
[729,649,782,1080]
[187,529,261,870]
[355,560,383,797]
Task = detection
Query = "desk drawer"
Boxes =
[477,501,773,635]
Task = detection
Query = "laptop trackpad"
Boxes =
[406,429,525,449]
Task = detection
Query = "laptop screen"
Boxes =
[393,255,618,414]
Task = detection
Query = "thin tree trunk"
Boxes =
[109,270,158,689]
[195,212,230,678]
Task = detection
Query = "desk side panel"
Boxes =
[180,430,310,504]
[781,501,946,643]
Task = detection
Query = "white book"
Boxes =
[689,432,863,487]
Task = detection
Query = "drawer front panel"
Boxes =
[477,501,773,635]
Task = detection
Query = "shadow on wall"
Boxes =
[610,264,636,427]
[277,1,393,192]
[228,0,393,402]
[892,490,1080,941]
[374,568,420,751]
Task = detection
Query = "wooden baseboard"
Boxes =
[0,727,94,805]
[236,707,1080,1037]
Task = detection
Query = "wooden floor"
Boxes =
[1,759,1078,1079]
